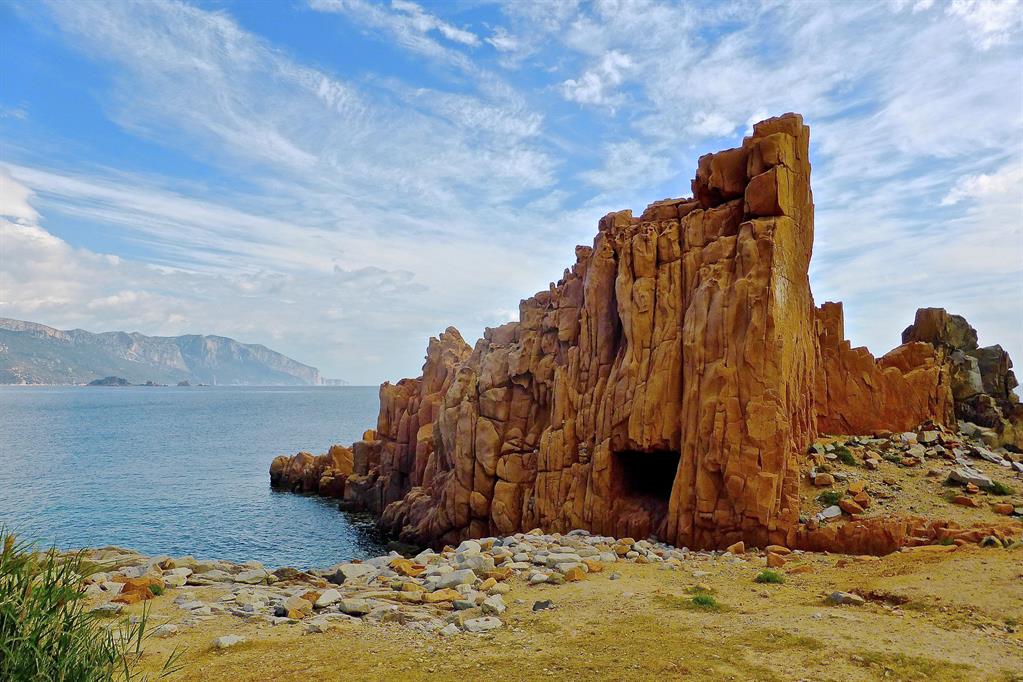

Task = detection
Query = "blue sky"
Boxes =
[1,0,1021,384]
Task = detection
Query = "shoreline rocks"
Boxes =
[76,519,1020,643]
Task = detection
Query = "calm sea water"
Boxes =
[0,385,393,569]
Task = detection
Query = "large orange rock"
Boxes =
[269,113,1022,554]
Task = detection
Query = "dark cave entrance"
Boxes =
[612,449,681,503]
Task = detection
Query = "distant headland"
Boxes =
[0,317,333,386]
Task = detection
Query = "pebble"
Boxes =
[528,572,549,585]
[464,616,502,633]
[152,624,179,638]
[214,634,246,649]
[91,603,123,615]
[338,599,372,616]
[826,591,866,606]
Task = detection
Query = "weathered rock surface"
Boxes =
[902,308,1022,449]
[270,113,1021,553]
[815,302,953,434]
[270,444,354,496]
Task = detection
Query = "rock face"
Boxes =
[901,308,1022,449]
[270,113,1018,551]
[815,302,953,434]
[270,445,354,495]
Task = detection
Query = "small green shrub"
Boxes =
[654,591,725,612]
[817,490,842,506]
[834,446,857,466]
[984,481,1015,496]
[148,583,164,597]
[691,593,719,608]
[0,528,181,681]
[754,570,785,585]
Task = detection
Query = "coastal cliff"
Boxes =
[272,113,1021,551]
[0,318,322,385]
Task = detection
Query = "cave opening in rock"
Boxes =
[612,449,681,502]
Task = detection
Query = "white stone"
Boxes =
[481,595,506,615]
[214,634,245,649]
[314,589,342,608]
[456,540,482,555]
[464,616,502,633]
[152,624,179,638]
[331,563,377,584]
[432,568,477,591]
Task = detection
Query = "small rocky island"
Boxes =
[86,376,133,387]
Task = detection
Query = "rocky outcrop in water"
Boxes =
[271,113,1020,552]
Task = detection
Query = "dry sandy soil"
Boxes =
[127,543,1023,682]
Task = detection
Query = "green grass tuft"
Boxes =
[654,592,725,612]
[754,570,785,585]
[834,445,857,466]
[984,481,1015,496]
[817,490,842,506]
[0,527,182,681]
[690,593,720,608]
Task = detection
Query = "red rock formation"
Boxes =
[270,113,1014,553]
[795,516,1022,555]
[901,307,1022,448]
[338,114,820,549]
[270,444,353,496]
[815,302,954,434]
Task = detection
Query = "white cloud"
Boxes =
[7,0,1022,384]
[941,162,1023,205]
[0,169,39,222]
[389,0,479,46]
[486,27,518,52]
[580,141,672,193]
[307,0,478,67]
[947,0,1023,49]
[561,50,633,106]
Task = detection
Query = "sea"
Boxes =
[0,385,393,569]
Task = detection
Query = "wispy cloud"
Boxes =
[561,50,633,107]
[3,0,1020,382]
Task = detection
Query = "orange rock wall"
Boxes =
[274,113,965,552]
[367,114,819,549]
[814,301,954,434]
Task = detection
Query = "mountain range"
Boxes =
[0,318,322,386]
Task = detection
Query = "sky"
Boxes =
[0,0,1021,385]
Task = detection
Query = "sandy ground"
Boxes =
[125,544,1023,682]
